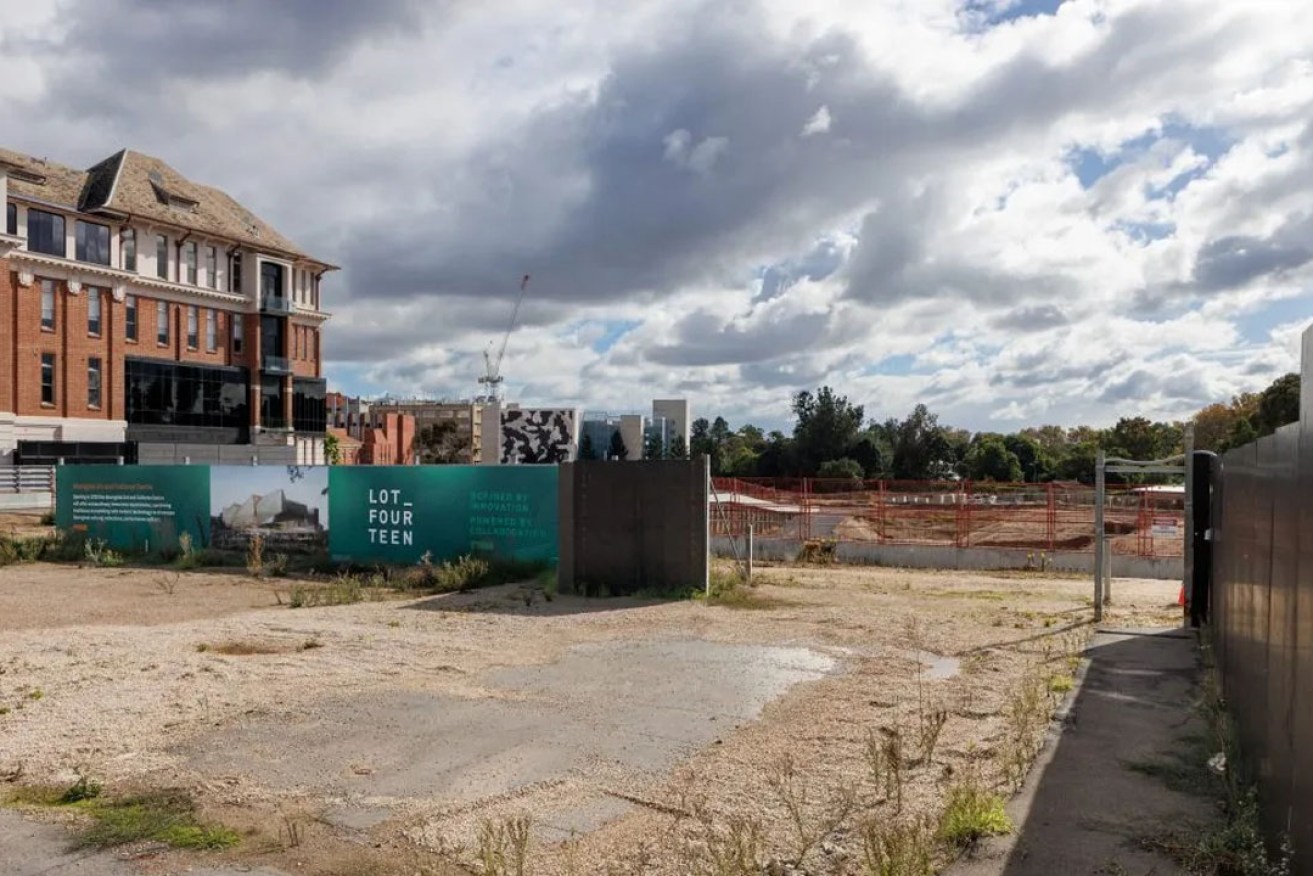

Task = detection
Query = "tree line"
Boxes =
[689,373,1300,485]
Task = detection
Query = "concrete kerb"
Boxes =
[710,536,1184,580]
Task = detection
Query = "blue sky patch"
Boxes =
[588,319,641,353]
[963,0,1064,28]
[1068,118,1235,191]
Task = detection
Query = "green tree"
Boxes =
[643,430,666,460]
[1193,403,1238,452]
[792,387,864,473]
[847,435,883,477]
[1255,373,1300,436]
[889,405,951,480]
[818,458,864,481]
[1224,417,1257,450]
[579,432,599,460]
[323,432,341,465]
[668,434,689,460]
[1055,440,1100,484]
[1004,434,1052,482]
[413,421,468,464]
[965,436,1023,482]
[608,430,628,461]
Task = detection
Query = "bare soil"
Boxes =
[0,560,1181,875]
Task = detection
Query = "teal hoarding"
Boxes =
[328,465,558,564]
[56,465,210,552]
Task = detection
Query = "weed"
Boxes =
[1048,673,1075,694]
[0,708,9,716]
[918,708,949,765]
[682,802,764,876]
[280,813,305,848]
[865,725,907,809]
[1139,790,1291,876]
[388,619,402,628]
[938,782,1012,848]
[267,552,290,578]
[0,534,52,566]
[195,643,209,653]
[301,638,323,651]
[39,511,55,526]
[797,538,838,564]
[60,769,101,804]
[155,573,180,596]
[77,791,239,850]
[860,816,935,876]
[27,689,43,701]
[475,814,532,876]
[83,538,123,568]
[288,574,364,608]
[246,533,265,576]
[764,754,856,865]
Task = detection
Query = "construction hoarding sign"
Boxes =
[55,464,557,566]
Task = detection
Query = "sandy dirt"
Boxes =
[0,560,1181,875]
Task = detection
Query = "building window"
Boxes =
[157,301,169,345]
[233,315,244,354]
[187,305,198,349]
[5,203,15,236]
[230,251,242,294]
[156,234,168,279]
[88,288,102,336]
[260,375,286,429]
[126,295,138,341]
[260,261,284,302]
[206,309,217,351]
[293,326,301,359]
[293,378,327,433]
[75,220,111,265]
[311,329,318,362]
[87,357,102,408]
[184,241,197,284]
[40,353,55,405]
[125,357,250,433]
[122,229,137,272]
[27,209,65,257]
[206,246,217,289]
[40,279,56,330]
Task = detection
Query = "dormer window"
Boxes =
[10,168,46,185]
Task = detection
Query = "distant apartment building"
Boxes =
[327,393,416,465]
[581,399,691,460]
[370,398,484,464]
[0,147,332,465]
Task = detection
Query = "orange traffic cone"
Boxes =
[1178,585,1187,606]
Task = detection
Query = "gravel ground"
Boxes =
[0,560,1181,875]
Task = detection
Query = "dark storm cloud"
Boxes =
[42,0,426,81]
[1193,212,1313,291]
[991,304,1069,331]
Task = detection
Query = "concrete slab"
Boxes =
[184,639,835,815]
[0,808,135,876]
[945,627,1216,876]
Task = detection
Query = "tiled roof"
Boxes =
[1,146,331,267]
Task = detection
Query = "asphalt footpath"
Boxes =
[946,626,1218,876]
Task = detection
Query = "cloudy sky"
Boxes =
[2,0,1310,431]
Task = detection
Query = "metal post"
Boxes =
[1094,450,1105,622]
[1182,424,1195,625]
[1104,539,1113,605]
[746,523,754,583]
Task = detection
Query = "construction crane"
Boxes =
[476,274,531,403]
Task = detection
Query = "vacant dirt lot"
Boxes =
[0,560,1180,875]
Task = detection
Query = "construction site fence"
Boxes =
[710,477,1184,557]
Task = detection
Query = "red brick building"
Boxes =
[0,147,334,465]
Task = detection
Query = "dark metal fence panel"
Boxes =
[559,459,708,596]
[1212,324,1312,870]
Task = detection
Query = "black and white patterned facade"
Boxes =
[500,408,577,465]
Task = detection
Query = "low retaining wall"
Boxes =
[712,536,1183,580]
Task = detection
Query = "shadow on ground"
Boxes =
[402,584,680,617]
[948,627,1219,876]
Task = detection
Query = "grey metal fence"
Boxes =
[1211,325,1313,872]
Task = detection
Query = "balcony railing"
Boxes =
[260,295,293,314]
[262,354,291,374]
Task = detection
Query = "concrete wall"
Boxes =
[0,492,51,511]
[712,536,1184,580]
[559,458,708,596]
